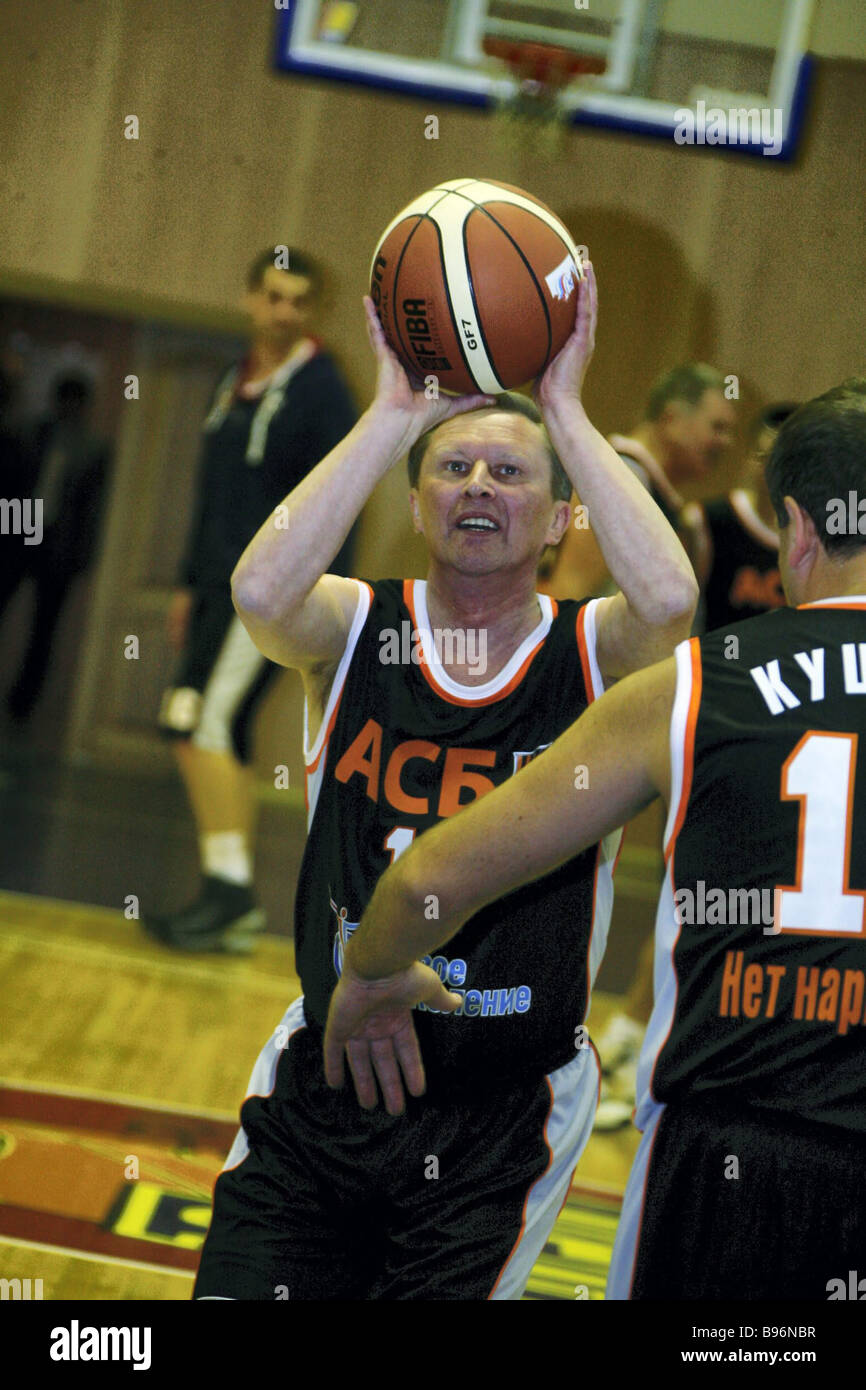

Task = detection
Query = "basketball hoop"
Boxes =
[484,37,607,148]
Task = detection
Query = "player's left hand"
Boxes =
[323,961,462,1116]
[533,257,596,411]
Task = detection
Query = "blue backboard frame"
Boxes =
[273,0,813,161]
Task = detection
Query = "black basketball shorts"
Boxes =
[158,587,278,764]
[194,996,599,1301]
[607,1095,866,1299]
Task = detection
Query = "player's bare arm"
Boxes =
[231,298,494,717]
[324,656,676,1112]
[536,264,698,683]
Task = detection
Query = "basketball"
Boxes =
[369,178,583,395]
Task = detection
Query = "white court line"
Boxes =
[0,1075,239,1123]
[0,929,295,993]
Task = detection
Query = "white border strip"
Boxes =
[304,580,372,765]
[412,581,553,701]
[662,639,695,855]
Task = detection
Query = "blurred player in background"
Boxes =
[683,401,798,631]
[193,264,697,1300]
[597,400,797,1130]
[328,379,866,1299]
[145,249,357,952]
[541,362,736,601]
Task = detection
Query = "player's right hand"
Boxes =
[363,295,496,444]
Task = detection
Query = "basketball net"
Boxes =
[484,38,606,154]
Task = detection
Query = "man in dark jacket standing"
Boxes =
[147,248,357,953]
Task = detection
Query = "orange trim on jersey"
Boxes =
[612,825,628,876]
[305,579,375,780]
[304,684,348,818]
[487,1075,556,1300]
[402,578,549,708]
[664,638,703,866]
[775,730,866,939]
[643,865,687,1119]
[304,580,375,815]
[576,602,599,705]
[307,687,346,777]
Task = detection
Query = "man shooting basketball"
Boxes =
[327,379,866,1300]
[194,263,697,1301]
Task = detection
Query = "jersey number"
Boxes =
[777,732,865,935]
[384,826,417,864]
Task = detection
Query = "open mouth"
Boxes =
[456,516,500,533]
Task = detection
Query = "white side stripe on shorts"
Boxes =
[219,996,307,1174]
[489,1045,599,1300]
[192,615,269,755]
[605,1098,665,1300]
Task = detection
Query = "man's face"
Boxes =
[409,411,569,575]
[244,267,316,349]
[662,388,736,481]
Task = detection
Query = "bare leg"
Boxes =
[172,741,256,840]
[143,741,264,950]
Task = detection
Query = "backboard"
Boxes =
[274,0,814,159]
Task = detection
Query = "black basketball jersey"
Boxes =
[296,578,620,1095]
[702,491,785,630]
[637,599,866,1132]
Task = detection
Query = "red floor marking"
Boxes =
[0,1205,199,1271]
[0,1084,238,1150]
[0,1083,622,1277]
[0,1085,234,1269]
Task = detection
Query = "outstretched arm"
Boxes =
[324,656,676,1112]
[535,265,698,684]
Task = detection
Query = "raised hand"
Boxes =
[534,258,597,412]
[363,296,496,439]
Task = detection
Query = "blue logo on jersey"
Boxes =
[330,895,360,978]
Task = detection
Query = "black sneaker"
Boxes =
[142,875,266,954]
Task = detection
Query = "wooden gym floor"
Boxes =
[0,890,639,1300]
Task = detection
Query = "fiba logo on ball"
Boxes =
[370,178,583,395]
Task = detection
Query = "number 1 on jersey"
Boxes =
[384,826,417,864]
[778,731,866,936]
